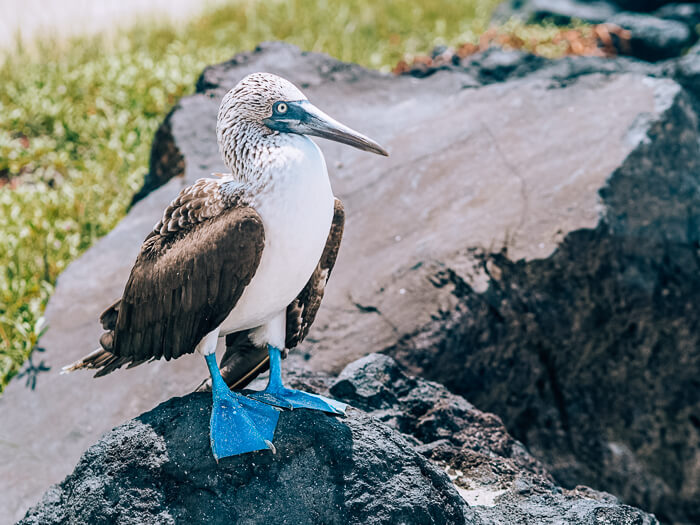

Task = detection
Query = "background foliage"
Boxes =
[0,0,502,390]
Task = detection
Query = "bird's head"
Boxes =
[217,72,388,159]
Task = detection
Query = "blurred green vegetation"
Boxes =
[0,0,502,390]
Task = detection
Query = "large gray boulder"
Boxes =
[395,50,700,525]
[19,355,657,525]
[19,397,471,525]
[1,43,698,523]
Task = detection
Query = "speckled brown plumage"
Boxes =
[69,195,345,383]
[67,202,265,377]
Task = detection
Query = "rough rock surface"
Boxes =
[19,397,470,525]
[608,13,693,61]
[492,0,619,25]
[2,43,699,524]
[20,355,658,525]
[493,0,699,62]
[329,354,658,525]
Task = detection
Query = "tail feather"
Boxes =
[61,299,134,378]
[66,300,270,385]
[61,346,132,377]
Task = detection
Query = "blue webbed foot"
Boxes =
[206,353,279,460]
[249,387,347,415]
[246,345,347,416]
[210,387,280,460]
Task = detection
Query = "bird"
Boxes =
[62,72,387,460]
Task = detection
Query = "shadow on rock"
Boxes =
[19,393,469,525]
[391,228,700,524]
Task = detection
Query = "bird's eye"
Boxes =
[276,102,288,114]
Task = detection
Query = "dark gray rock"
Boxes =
[459,48,548,83]
[131,107,185,204]
[611,0,686,12]
[607,13,694,61]
[493,1,699,62]
[329,355,658,525]
[455,48,656,84]
[18,393,471,525]
[492,0,619,24]
[20,354,658,525]
[654,3,700,27]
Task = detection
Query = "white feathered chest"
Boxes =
[219,135,334,334]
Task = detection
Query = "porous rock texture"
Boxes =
[493,0,699,62]
[491,0,619,25]
[330,354,658,525]
[19,355,657,525]
[1,42,699,524]
[19,397,470,525]
[395,47,700,525]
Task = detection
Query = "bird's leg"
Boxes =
[247,345,347,415]
[198,329,279,460]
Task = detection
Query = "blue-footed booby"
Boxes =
[63,72,388,459]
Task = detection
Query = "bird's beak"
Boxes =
[264,100,388,156]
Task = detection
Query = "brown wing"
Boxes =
[213,198,345,390]
[67,204,264,377]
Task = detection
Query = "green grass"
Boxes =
[0,0,502,390]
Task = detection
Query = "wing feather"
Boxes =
[65,177,265,377]
[112,205,264,363]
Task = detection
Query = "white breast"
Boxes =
[219,136,334,335]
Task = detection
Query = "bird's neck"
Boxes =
[218,121,327,202]
[218,121,285,184]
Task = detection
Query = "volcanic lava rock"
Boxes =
[492,0,619,25]
[330,354,659,525]
[493,0,698,62]
[607,13,693,61]
[18,394,470,525]
[20,355,658,525]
